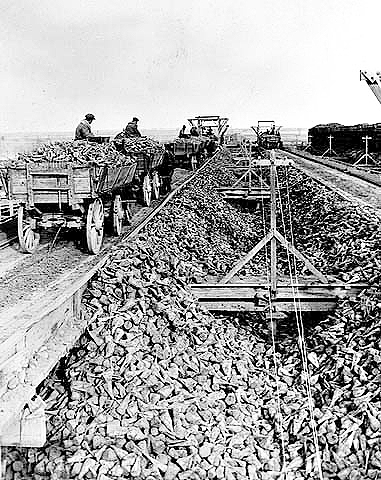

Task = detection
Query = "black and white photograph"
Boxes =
[0,1,380,478]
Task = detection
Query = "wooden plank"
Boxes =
[200,302,266,312]
[220,232,273,283]
[192,287,342,300]
[73,177,91,195]
[199,300,336,313]
[0,153,220,440]
[274,230,329,283]
[273,301,336,312]
[32,193,69,204]
[192,288,269,299]
[31,178,68,188]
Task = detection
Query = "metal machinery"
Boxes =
[359,70,381,165]
[164,116,230,172]
[360,70,381,105]
[187,115,229,144]
[191,150,366,332]
[252,121,283,149]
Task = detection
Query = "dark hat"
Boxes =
[132,117,139,122]
[85,113,96,120]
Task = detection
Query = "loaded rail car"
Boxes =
[308,123,381,159]
[8,159,137,255]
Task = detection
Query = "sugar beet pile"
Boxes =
[5,152,381,479]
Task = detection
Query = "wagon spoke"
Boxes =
[86,198,104,254]
[17,206,40,254]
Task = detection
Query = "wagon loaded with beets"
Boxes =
[113,136,170,206]
[8,137,168,255]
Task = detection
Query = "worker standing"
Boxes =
[75,114,95,140]
[124,117,141,137]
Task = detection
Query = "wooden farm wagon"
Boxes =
[8,159,137,254]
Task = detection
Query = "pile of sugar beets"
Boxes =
[10,136,164,169]
[5,151,381,479]
[13,141,133,167]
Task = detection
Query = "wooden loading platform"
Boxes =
[192,153,367,319]
[218,147,273,202]
[0,157,218,448]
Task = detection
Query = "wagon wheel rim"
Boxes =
[86,198,104,254]
[18,206,40,253]
[112,195,124,236]
[143,175,152,207]
[152,171,160,199]
[191,155,197,171]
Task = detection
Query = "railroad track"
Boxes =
[0,156,217,442]
[280,148,381,215]
[0,235,17,250]
[283,147,381,187]
[0,214,17,250]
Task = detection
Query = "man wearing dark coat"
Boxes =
[75,113,95,140]
[124,117,141,137]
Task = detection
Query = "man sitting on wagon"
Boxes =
[124,117,142,138]
[75,113,95,140]
[190,126,199,137]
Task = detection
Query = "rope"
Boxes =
[276,167,324,479]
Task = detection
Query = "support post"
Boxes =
[354,136,375,166]
[270,156,277,293]
[321,135,337,158]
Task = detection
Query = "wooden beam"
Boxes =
[220,231,273,283]
[274,230,329,283]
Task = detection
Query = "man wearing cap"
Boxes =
[124,117,141,138]
[75,114,95,140]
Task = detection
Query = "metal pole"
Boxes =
[248,146,252,192]
[354,135,374,166]
[270,156,277,294]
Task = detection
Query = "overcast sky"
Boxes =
[1,0,380,133]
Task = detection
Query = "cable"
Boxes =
[276,167,324,479]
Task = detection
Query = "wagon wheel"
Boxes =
[152,171,161,200]
[86,198,104,254]
[191,155,198,171]
[112,195,124,236]
[142,174,152,207]
[18,206,40,253]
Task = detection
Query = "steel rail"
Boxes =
[282,147,381,187]
[0,236,17,250]
[0,153,218,442]
[280,150,381,219]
